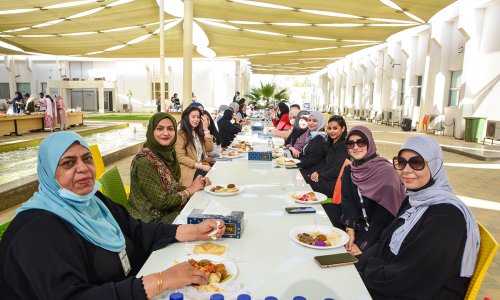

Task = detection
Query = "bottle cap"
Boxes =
[169,292,183,300]
[237,294,251,300]
[293,297,307,300]
[264,297,278,300]
[210,294,224,300]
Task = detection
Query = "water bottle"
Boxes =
[267,136,273,151]
[237,294,251,300]
[169,292,183,300]
[210,294,224,300]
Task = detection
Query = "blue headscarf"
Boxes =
[17,131,126,252]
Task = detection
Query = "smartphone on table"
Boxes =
[314,253,358,268]
[285,207,316,214]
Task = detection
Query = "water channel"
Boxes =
[0,124,146,185]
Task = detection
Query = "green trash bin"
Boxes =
[464,117,487,143]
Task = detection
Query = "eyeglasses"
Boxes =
[346,139,368,149]
[392,156,428,171]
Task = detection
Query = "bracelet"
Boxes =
[346,227,355,233]
[156,271,163,296]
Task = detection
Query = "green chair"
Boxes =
[0,220,12,241]
[98,166,128,207]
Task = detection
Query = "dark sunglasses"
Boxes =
[392,156,428,171]
[346,139,368,149]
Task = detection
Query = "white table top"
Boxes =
[138,137,371,300]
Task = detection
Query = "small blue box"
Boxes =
[251,125,263,131]
[248,151,272,161]
[187,209,244,239]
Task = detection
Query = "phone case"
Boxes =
[315,259,358,268]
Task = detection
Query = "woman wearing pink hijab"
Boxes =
[340,126,405,256]
[56,96,67,131]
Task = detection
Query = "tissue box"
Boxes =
[248,151,272,161]
[251,125,263,131]
[187,209,244,239]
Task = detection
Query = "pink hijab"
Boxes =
[348,126,405,216]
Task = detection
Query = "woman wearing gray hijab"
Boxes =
[216,104,229,123]
[356,136,480,300]
[296,111,327,182]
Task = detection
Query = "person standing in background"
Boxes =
[233,91,240,102]
[44,95,56,132]
[38,93,45,112]
[56,96,67,131]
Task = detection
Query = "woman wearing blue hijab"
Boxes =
[0,131,225,299]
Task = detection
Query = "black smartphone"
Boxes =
[285,207,316,214]
[314,253,358,268]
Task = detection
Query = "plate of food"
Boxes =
[274,156,301,166]
[230,144,253,152]
[204,184,243,196]
[272,148,284,158]
[285,191,327,204]
[221,150,243,159]
[289,225,349,249]
[171,254,238,292]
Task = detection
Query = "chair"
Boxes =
[0,220,12,241]
[98,166,128,207]
[464,222,499,300]
[90,144,106,179]
[90,144,130,197]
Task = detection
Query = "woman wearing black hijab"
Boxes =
[217,109,241,148]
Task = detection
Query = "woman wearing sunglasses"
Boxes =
[356,136,479,299]
[340,126,405,256]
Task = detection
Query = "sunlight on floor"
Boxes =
[458,195,500,212]
[444,163,500,169]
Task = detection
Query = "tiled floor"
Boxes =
[1,118,499,298]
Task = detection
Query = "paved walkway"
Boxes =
[1,118,499,298]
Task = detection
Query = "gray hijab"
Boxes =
[389,136,480,277]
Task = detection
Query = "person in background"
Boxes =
[38,92,45,112]
[216,104,229,123]
[356,136,479,299]
[128,113,210,224]
[175,106,214,187]
[296,111,327,182]
[246,101,256,117]
[205,106,218,124]
[56,96,67,131]
[188,102,204,111]
[202,110,221,147]
[10,92,24,114]
[290,104,301,111]
[233,91,240,102]
[341,126,405,255]
[272,102,292,131]
[236,103,248,124]
[156,99,161,112]
[0,99,8,114]
[270,104,300,139]
[0,131,225,299]
[284,111,310,158]
[309,115,349,197]
[218,109,241,148]
[44,95,56,132]
[171,93,181,110]
[24,93,36,114]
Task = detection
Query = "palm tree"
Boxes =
[245,82,289,108]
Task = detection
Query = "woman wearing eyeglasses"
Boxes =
[356,136,479,299]
[340,126,405,256]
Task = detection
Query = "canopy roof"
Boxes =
[0,0,454,75]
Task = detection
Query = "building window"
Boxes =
[399,79,405,106]
[416,76,423,106]
[0,83,9,99]
[448,70,462,106]
[41,82,47,95]
[152,82,168,101]
[16,83,31,96]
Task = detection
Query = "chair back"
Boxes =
[98,166,128,207]
[0,220,12,241]
[465,222,499,300]
[332,159,352,204]
[90,144,106,179]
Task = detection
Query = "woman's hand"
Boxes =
[204,157,216,165]
[201,164,211,172]
[162,262,208,290]
[289,146,301,158]
[345,229,356,252]
[175,219,226,241]
[347,244,362,256]
[189,175,206,192]
[201,114,210,131]
[201,176,212,186]
[310,171,319,182]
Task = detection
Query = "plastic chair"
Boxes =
[464,222,499,300]
[90,144,106,179]
[0,220,12,241]
[98,166,129,207]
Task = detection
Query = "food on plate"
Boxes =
[193,242,227,255]
[210,184,239,193]
[297,230,342,247]
[188,259,230,284]
[291,192,318,202]
[222,151,240,157]
[275,157,296,164]
[195,284,224,292]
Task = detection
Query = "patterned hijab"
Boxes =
[389,136,479,277]
[144,112,181,181]
[347,125,405,216]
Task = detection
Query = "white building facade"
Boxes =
[311,0,500,139]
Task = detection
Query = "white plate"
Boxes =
[274,158,301,166]
[171,254,238,283]
[221,151,243,159]
[289,225,349,249]
[285,191,327,204]
[204,184,243,196]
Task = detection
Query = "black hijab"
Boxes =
[276,102,289,123]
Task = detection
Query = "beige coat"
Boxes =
[175,130,214,187]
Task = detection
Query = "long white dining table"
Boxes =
[138,133,372,300]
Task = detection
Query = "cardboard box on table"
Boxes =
[187,209,244,239]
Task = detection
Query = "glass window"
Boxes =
[0,83,9,99]
[16,83,31,96]
[416,76,423,107]
[448,70,462,106]
[152,82,168,101]
[41,82,47,95]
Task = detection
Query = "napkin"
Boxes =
[202,200,232,216]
